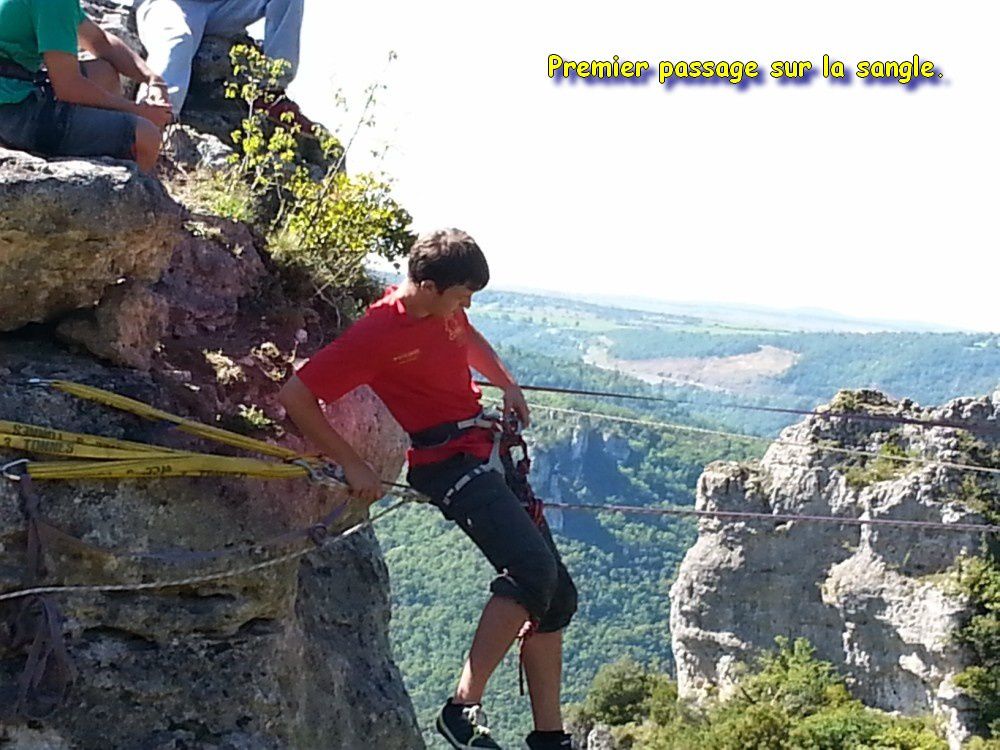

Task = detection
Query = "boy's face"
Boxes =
[425,282,475,317]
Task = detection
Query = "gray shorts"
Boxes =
[0,88,136,161]
[408,454,578,632]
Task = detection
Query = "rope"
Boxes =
[21,454,312,481]
[477,381,999,436]
[40,380,300,461]
[1,418,187,459]
[3,380,342,482]
[544,501,1000,535]
[0,498,415,604]
[2,475,995,607]
[514,401,1000,478]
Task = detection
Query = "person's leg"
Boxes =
[261,0,303,81]
[204,0,266,37]
[445,483,559,698]
[131,116,162,172]
[454,595,529,705]
[525,524,577,739]
[135,0,209,115]
[80,59,121,95]
[207,0,302,81]
[522,630,564,732]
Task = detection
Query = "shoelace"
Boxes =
[462,704,492,737]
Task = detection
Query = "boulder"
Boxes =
[163,125,235,171]
[56,281,168,371]
[154,216,267,338]
[0,148,183,332]
[0,342,421,749]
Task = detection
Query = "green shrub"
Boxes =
[647,673,679,726]
[951,436,1000,739]
[867,718,948,749]
[223,44,413,305]
[967,737,1000,749]
[701,701,794,750]
[578,638,949,749]
[583,658,656,726]
[733,637,852,718]
[843,440,916,490]
[786,701,887,749]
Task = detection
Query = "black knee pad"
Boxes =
[537,566,578,632]
[491,549,559,621]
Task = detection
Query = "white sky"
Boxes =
[289,1,999,332]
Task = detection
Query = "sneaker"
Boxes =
[253,94,318,136]
[436,698,503,749]
[524,730,573,750]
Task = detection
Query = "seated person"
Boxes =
[135,0,313,130]
[0,0,173,173]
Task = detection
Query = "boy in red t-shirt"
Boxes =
[279,229,576,750]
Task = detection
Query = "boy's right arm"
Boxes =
[278,375,384,504]
[44,51,173,127]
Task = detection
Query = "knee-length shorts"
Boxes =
[408,454,578,633]
[0,89,136,161]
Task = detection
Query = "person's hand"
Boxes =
[503,383,530,428]
[144,79,171,107]
[135,100,173,129]
[342,458,383,505]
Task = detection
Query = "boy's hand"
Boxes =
[503,384,530,428]
[135,100,174,129]
[343,459,383,505]
[144,79,171,107]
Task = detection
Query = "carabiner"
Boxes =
[1,458,30,482]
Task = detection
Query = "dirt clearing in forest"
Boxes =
[585,344,799,391]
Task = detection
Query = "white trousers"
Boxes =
[135,0,304,114]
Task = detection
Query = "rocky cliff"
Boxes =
[0,344,419,748]
[0,4,423,743]
[670,389,999,749]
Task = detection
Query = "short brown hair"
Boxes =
[407,228,489,291]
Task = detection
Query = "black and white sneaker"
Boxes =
[436,698,503,749]
[524,730,573,750]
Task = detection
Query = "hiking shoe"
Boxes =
[436,698,503,749]
[524,731,573,750]
[254,95,317,135]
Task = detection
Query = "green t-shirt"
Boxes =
[0,0,86,104]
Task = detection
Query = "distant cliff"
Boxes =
[670,389,999,749]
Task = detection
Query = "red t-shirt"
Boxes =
[297,288,493,467]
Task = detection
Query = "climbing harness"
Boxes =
[410,411,545,523]
[410,410,547,693]
[409,411,502,507]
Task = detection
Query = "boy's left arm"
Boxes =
[466,324,530,426]
[77,19,169,103]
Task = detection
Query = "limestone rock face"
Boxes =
[56,281,169,371]
[154,217,267,338]
[669,390,998,749]
[0,343,421,749]
[163,125,235,170]
[0,148,183,332]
